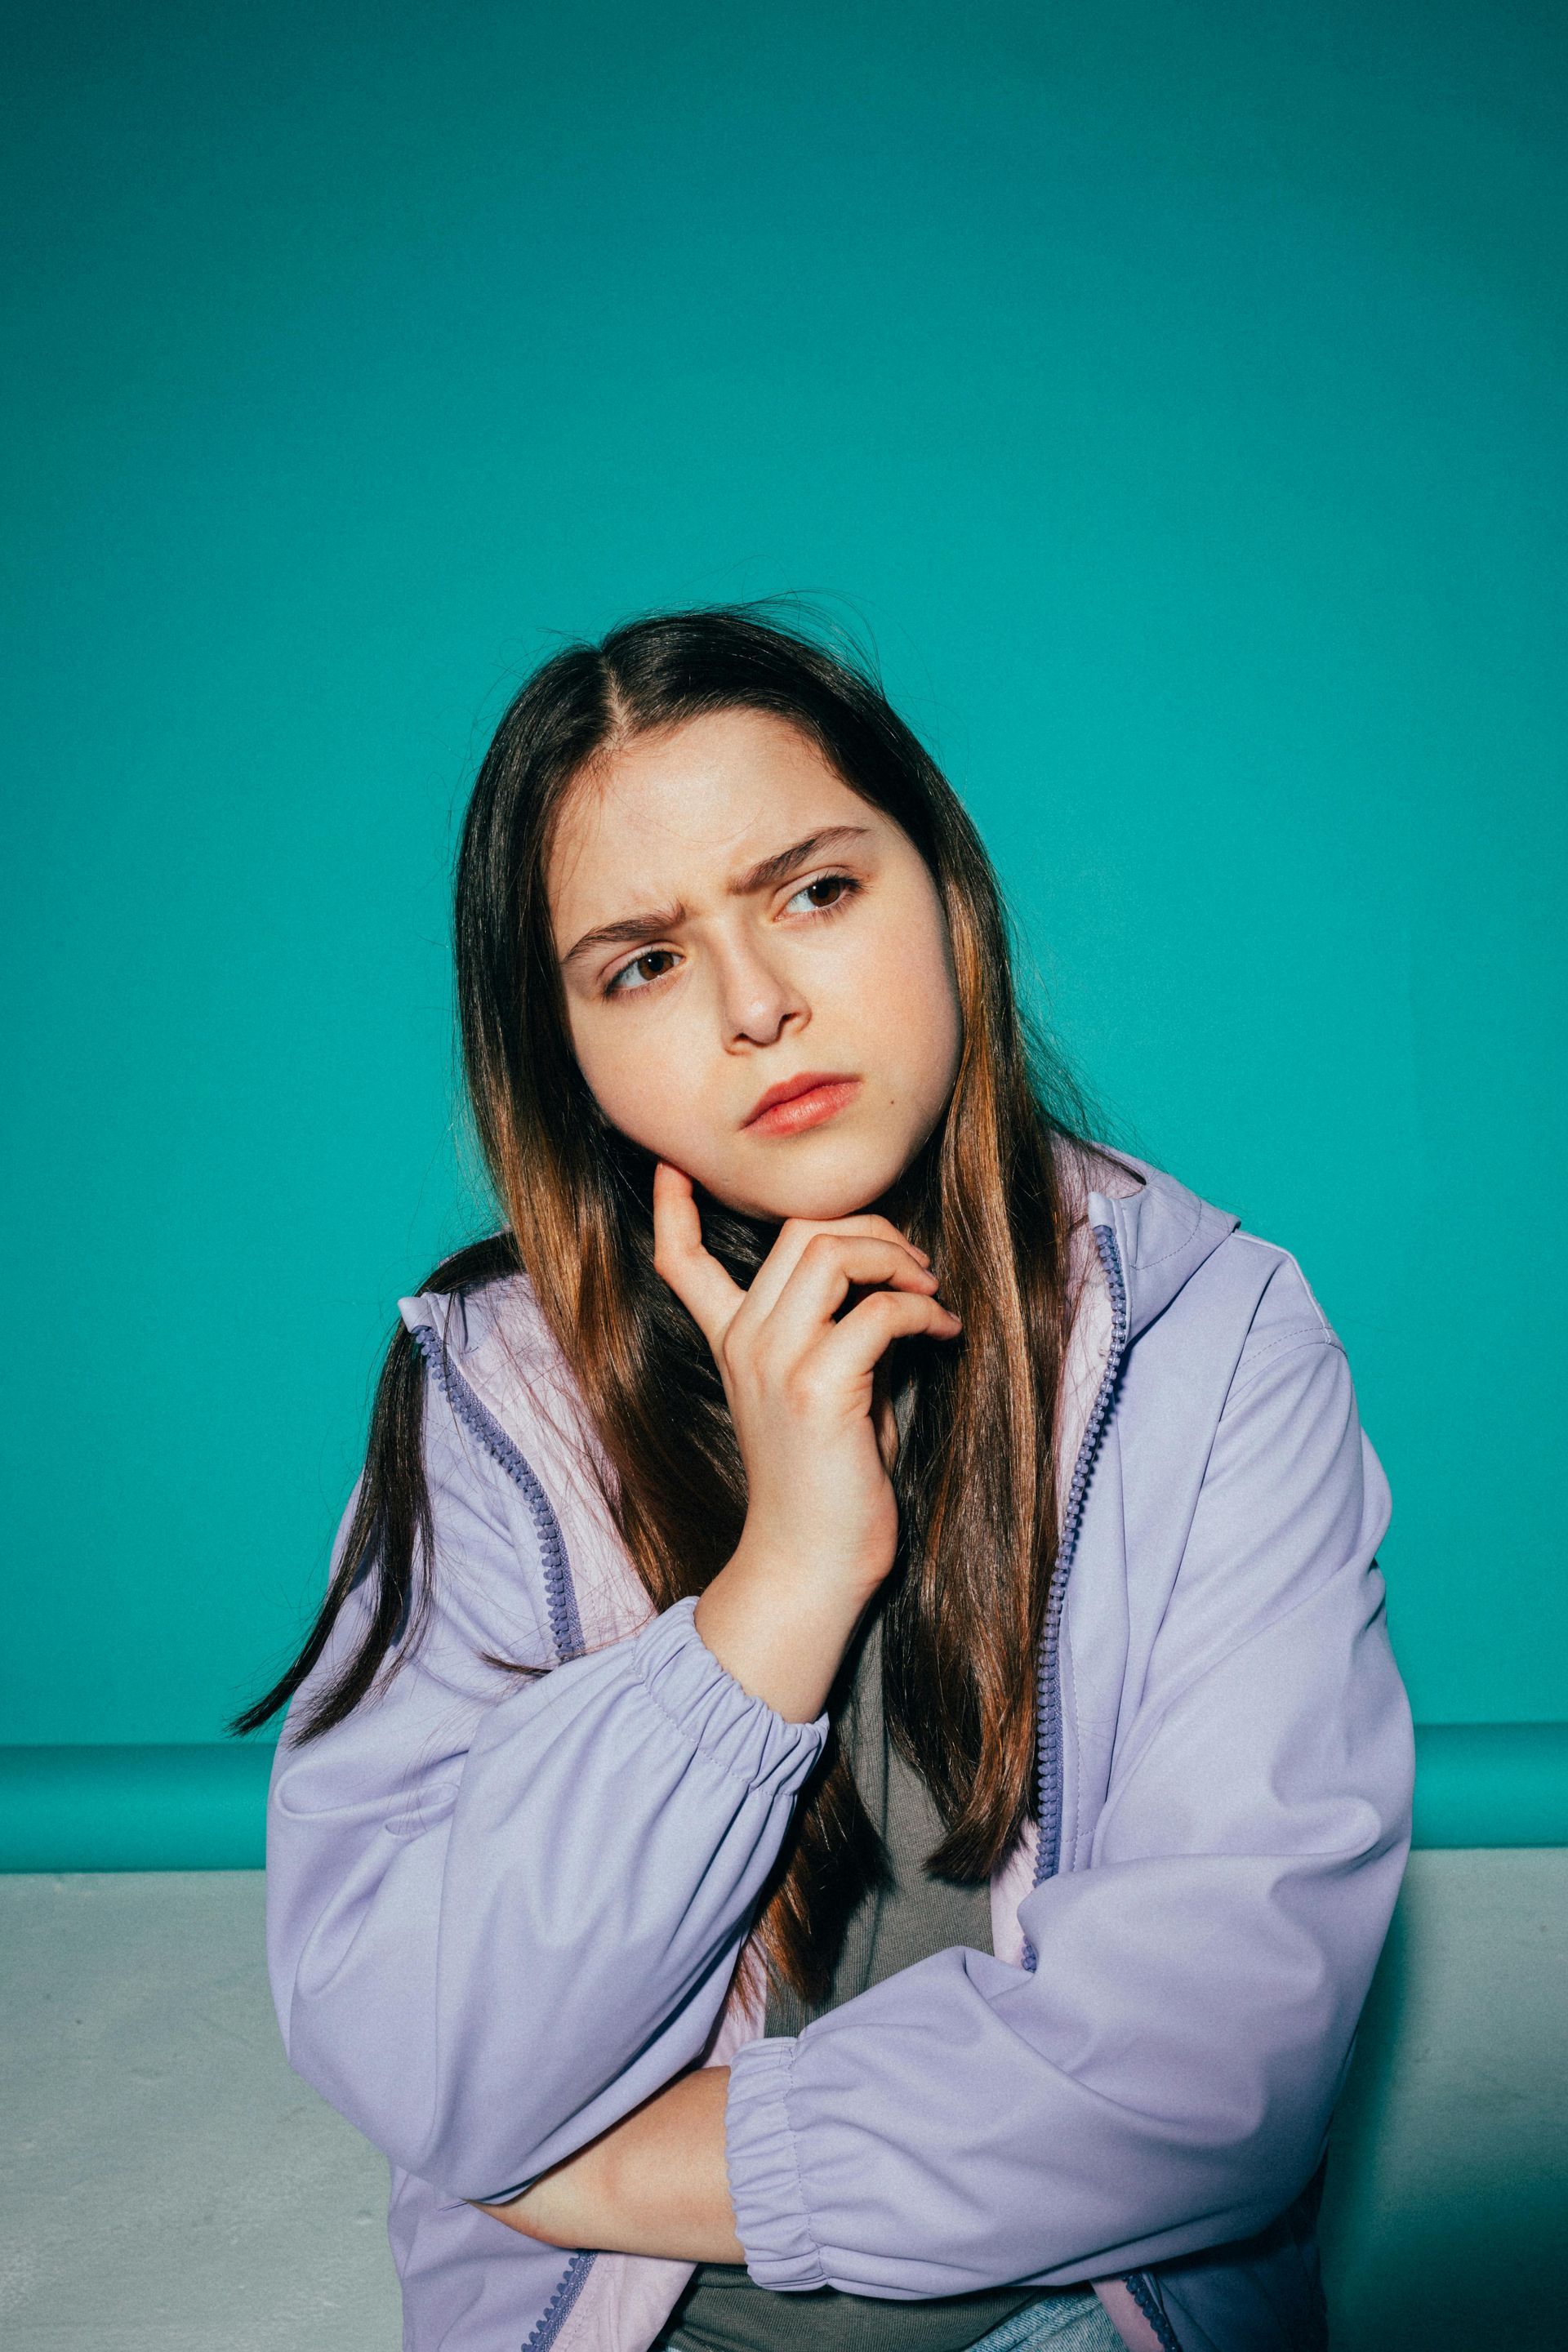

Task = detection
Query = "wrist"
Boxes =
[695,1546,873,1722]
[728,1529,886,1611]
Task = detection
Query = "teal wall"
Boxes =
[4,1,1565,1745]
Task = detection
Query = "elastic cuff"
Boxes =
[725,2034,826,2291]
[630,1598,828,1794]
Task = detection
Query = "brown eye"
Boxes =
[784,872,858,915]
[607,948,679,997]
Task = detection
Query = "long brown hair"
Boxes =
[237,606,1088,2000]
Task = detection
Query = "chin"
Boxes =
[709,1146,914,1226]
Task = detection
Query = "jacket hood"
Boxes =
[1084,1148,1238,1341]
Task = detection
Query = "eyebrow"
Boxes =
[559,825,872,971]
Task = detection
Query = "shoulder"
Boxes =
[388,1266,585,1667]
[1061,1136,1348,1391]
[399,1253,550,1366]
[1154,1182,1351,1416]
[1224,1224,1343,1382]
[398,1258,628,1659]
[399,1259,577,1441]
[394,1255,572,1528]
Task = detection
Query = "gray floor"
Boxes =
[0,1872,398,2350]
[1,1853,1563,2350]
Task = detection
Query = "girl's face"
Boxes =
[548,709,963,1222]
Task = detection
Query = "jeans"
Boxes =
[966,2290,1126,2352]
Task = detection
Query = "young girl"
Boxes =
[244,608,1413,2352]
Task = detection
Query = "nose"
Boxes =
[710,928,808,1049]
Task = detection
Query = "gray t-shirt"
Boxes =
[657,1607,1101,2352]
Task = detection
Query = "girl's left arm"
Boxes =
[481,2064,744,2261]
[707,1268,1414,2296]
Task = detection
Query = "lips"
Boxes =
[742,1071,862,1138]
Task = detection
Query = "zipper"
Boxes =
[1122,2270,1184,2352]
[409,1320,585,1664]
[1022,1229,1186,2348]
[409,1316,601,2347]
[520,2247,597,2352]
[1023,1219,1129,1966]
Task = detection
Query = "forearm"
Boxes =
[657,1166,949,1728]
[480,2068,744,2263]
[694,1539,875,1723]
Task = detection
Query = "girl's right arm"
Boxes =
[265,1172,954,2209]
[265,1365,826,2208]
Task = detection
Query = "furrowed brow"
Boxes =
[561,902,688,969]
[559,826,871,972]
[728,826,871,898]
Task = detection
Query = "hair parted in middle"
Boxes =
[238,604,1091,2003]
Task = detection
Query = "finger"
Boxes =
[758,1236,943,1362]
[745,1213,931,1322]
[806,1288,963,1394]
[651,1161,746,1348]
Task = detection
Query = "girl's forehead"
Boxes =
[546,711,878,920]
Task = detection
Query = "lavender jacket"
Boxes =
[265,1147,1413,2352]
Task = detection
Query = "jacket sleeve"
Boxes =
[265,1358,826,2203]
[723,1276,1413,2296]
